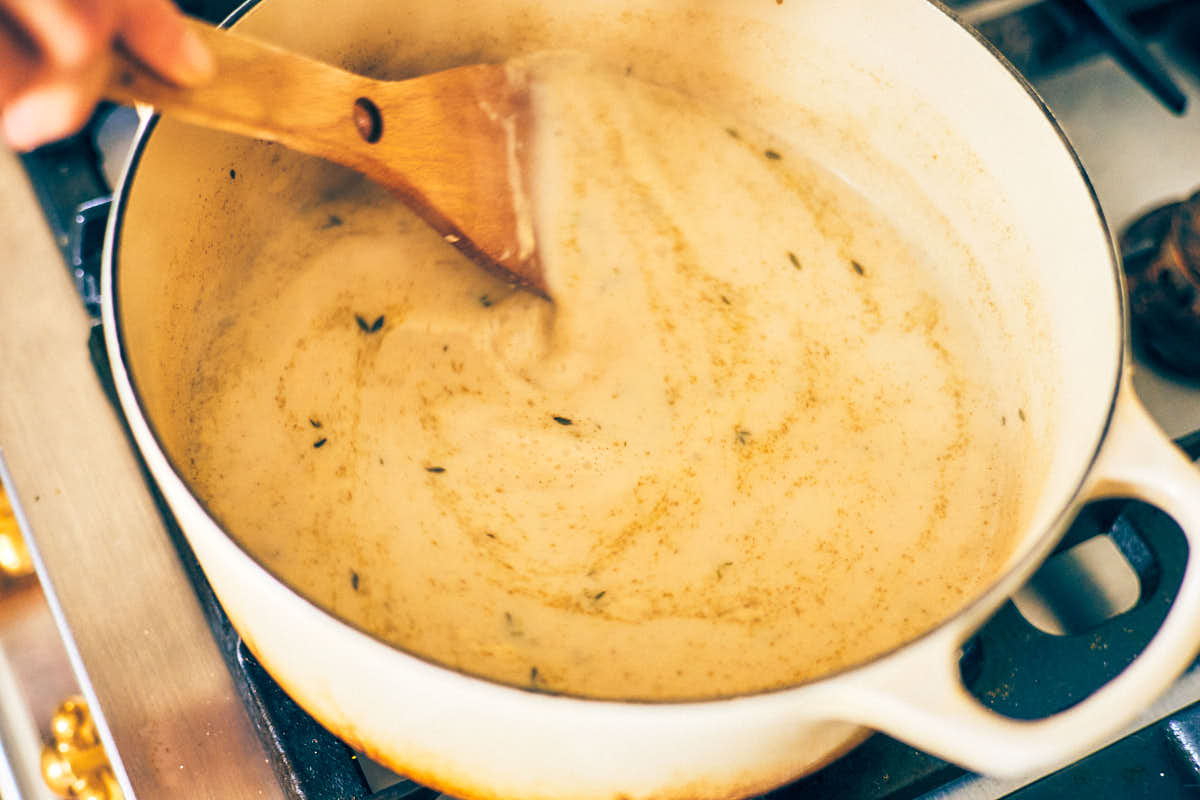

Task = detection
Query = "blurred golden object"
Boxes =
[0,485,34,578]
[40,697,124,800]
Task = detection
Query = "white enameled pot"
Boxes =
[102,1,1200,798]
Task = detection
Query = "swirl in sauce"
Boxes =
[183,53,1033,700]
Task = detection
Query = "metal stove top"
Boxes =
[4,1,1200,799]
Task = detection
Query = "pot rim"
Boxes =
[100,0,1127,706]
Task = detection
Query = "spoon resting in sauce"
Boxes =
[104,19,544,295]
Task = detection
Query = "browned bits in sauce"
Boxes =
[764,149,782,160]
[313,438,327,448]
[188,54,1036,703]
[851,259,866,276]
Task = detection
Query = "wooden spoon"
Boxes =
[104,19,544,294]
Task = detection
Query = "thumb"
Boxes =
[117,0,214,86]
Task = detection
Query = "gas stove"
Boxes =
[3,1,1200,799]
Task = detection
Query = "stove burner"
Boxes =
[1120,193,1200,378]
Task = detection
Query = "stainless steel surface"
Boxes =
[0,148,285,800]
[0,582,67,800]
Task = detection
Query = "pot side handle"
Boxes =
[823,378,1200,778]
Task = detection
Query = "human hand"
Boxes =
[1,0,214,151]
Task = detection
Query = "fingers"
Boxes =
[3,55,113,151]
[0,15,38,104]
[0,0,109,75]
[117,0,214,87]
[0,0,213,151]
[0,0,114,150]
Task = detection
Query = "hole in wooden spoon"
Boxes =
[353,97,383,143]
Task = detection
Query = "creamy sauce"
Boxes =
[182,54,1033,700]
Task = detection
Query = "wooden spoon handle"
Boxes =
[105,19,544,293]
[104,19,378,167]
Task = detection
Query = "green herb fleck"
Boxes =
[1018,409,1027,422]
[350,570,360,591]
[479,294,493,308]
[735,429,751,444]
[355,314,384,334]
[313,437,327,448]
[553,416,573,426]
[309,418,322,428]
[229,169,236,180]
[764,149,782,160]
[788,251,801,269]
[323,214,343,228]
[426,466,445,473]
[851,260,866,276]
[593,590,606,600]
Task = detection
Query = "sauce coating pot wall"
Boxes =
[103,0,1200,798]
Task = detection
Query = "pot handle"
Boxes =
[824,378,1200,777]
